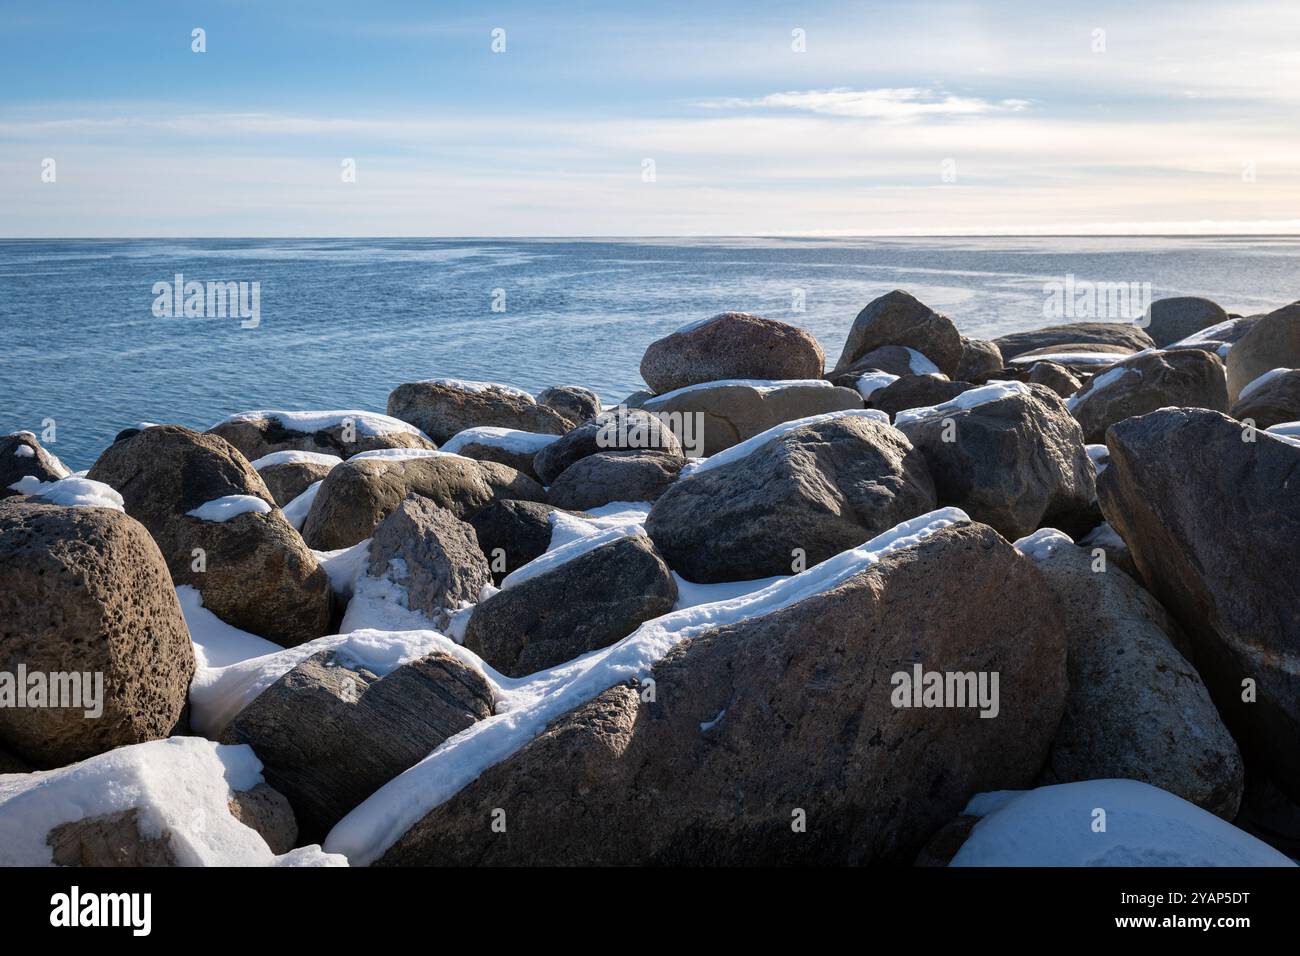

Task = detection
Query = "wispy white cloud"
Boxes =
[701,88,1031,121]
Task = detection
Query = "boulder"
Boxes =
[1019,532,1243,818]
[1023,361,1082,398]
[226,783,299,855]
[620,389,656,408]
[533,408,683,485]
[439,428,561,481]
[86,426,333,646]
[896,383,1096,540]
[1142,296,1229,348]
[832,291,963,376]
[0,432,68,497]
[301,453,545,551]
[377,521,1069,865]
[1225,302,1300,402]
[1098,408,1300,802]
[467,499,564,585]
[641,380,862,456]
[956,337,1004,383]
[254,454,339,507]
[866,375,973,420]
[1231,368,1300,429]
[222,649,494,836]
[1166,313,1263,355]
[537,385,601,425]
[386,380,572,445]
[464,533,678,678]
[365,497,492,622]
[640,312,825,394]
[831,345,940,382]
[646,413,936,582]
[0,502,195,767]
[208,410,437,461]
[1068,348,1228,444]
[993,321,1155,360]
[547,450,686,511]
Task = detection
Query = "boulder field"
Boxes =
[2,290,1296,868]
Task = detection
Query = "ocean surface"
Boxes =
[2,235,1297,470]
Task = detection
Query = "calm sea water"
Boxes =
[2,236,1296,470]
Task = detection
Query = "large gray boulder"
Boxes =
[301,453,544,551]
[546,450,685,511]
[533,408,683,485]
[1142,296,1229,348]
[387,380,572,445]
[365,497,492,622]
[640,312,825,394]
[1226,302,1300,402]
[641,380,862,456]
[866,375,972,421]
[255,455,338,507]
[1098,408,1300,802]
[377,522,1069,865]
[646,414,936,582]
[1068,348,1228,444]
[536,385,601,426]
[896,383,1096,540]
[993,321,1155,360]
[0,502,195,767]
[0,432,67,497]
[466,499,566,585]
[956,337,1004,383]
[222,649,494,835]
[208,410,437,461]
[1020,532,1244,818]
[464,533,677,678]
[1230,368,1300,429]
[86,425,333,646]
[832,291,963,376]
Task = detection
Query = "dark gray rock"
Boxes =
[1143,296,1229,348]
[378,522,1069,865]
[387,381,572,445]
[537,385,601,426]
[993,321,1155,360]
[0,432,66,497]
[222,649,494,835]
[867,375,973,420]
[896,384,1096,540]
[367,497,492,621]
[640,312,825,394]
[533,408,683,485]
[1098,408,1300,802]
[646,414,936,582]
[1069,348,1228,444]
[464,534,677,678]
[832,290,963,376]
[1230,368,1300,429]
[547,450,685,510]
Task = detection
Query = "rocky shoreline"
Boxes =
[1,290,1298,866]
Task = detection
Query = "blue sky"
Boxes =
[2,0,1298,235]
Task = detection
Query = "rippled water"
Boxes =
[2,235,1296,469]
